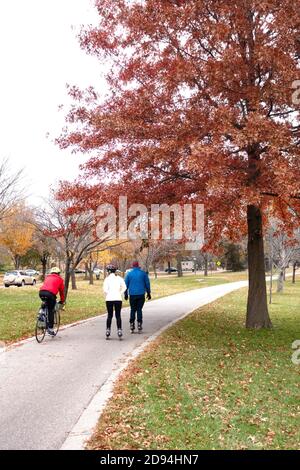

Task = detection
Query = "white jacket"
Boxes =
[103,273,127,301]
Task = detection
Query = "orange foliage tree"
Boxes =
[0,205,34,269]
[58,0,300,328]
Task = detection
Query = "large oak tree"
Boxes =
[58,0,300,328]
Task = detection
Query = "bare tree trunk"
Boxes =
[64,258,71,301]
[277,269,284,292]
[269,236,273,304]
[14,255,21,270]
[204,254,208,277]
[167,260,171,275]
[292,262,297,283]
[84,262,89,280]
[88,259,94,285]
[41,257,47,282]
[176,253,183,277]
[153,262,158,279]
[120,258,127,277]
[71,269,77,290]
[246,205,272,329]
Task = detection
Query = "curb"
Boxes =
[60,281,248,450]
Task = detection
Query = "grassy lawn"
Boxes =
[0,282,107,344]
[0,271,247,344]
[88,282,300,450]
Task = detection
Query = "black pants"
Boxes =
[106,301,122,329]
[129,295,145,324]
[39,290,56,329]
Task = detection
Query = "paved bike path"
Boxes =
[0,281,247,450]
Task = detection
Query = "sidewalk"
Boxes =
[0,281,247,450]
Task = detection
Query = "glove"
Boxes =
[147,292,151,300]
[124,291,128,301]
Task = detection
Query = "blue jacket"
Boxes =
[125,268,151,296]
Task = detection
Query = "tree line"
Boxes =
[1,157,299,304]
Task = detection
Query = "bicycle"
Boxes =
[35,299,64,343]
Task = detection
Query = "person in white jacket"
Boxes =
[103,264,127,339]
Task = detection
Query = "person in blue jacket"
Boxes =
[124,261,151,332]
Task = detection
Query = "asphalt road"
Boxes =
[0,280,247,450]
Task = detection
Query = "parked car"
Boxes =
[25,269,40,277]
[165,267,178,273]
[93,268,103,275]
[93,268,103,279]
[3,270,37,287]
[74,269,86,274]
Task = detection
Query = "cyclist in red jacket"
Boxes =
[39,267,65,336]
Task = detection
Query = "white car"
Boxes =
[93,268,103,279]
[25,269,40,277]
[3,270,37,288]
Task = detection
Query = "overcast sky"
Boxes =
[0,0,105,205]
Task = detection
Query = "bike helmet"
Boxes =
[106,264,117,273]
[50,267,61,274]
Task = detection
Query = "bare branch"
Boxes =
[0,158,24,221]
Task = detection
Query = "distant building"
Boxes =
[181,260,194,271]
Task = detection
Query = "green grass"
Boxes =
[88,282,300,450]
[150,270,248,299]
[0,271,247,344]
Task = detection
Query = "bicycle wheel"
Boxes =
[35,310,47,343]
[53,307,60,336]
